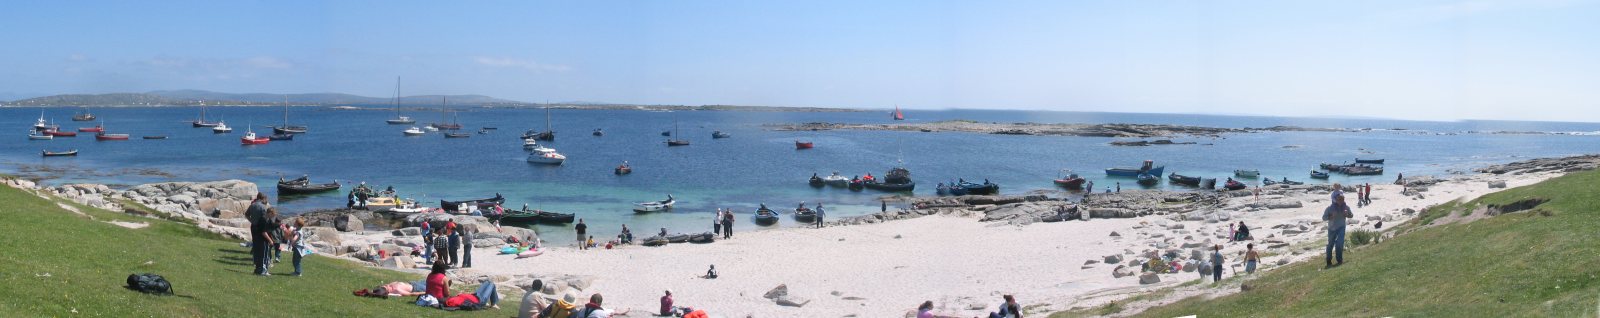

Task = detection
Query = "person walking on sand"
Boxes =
[1243,243,1261,274]
[712,209,722,236]
[1323,192,1355,268]
[721,211,734,239]
[575,219,588,250]
[815,203,826,228]
[1211,244,1225,282]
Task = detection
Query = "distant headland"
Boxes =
[0,89,863,113]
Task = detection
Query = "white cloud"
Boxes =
[244,56,292,69]
[474,56,571,72]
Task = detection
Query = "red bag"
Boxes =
[444,293,479,307]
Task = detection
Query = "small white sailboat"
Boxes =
[525,142,566,165]
[386,76,415,124]
[402,126,426,136]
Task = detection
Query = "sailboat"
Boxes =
[386,77,415,124]
[892,105,905,121]
[531,104,556,140]
[440,97,470,138]
[192,101,220,127]
[430,97,462,130]
[272,96,307,134]
[665,113,689,146]
[72,107,96,121]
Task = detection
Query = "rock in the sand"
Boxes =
[473,237,506,248]
[377,255,415,269]
[1403,208,1417,215]
[305,226,342,246]
[1104,254,1123,264]
[1168,223,1185,230]
[774,296,811,307]
[1113,265,1136,278]
[564,277,594,291]
[1089,208,1136,218]
[764,284,789,299]
[335,214,363,232]
[1265,199,1303,209]
[1139,273,1161,284]
[1276,258,1290,265]
[215,209,244,219]
[1181,242,1207,249]
[1282,228,1306,235]
[1198,262,1213,276]
[1488,181,1507,189]
[1109,231,1122,237]
[394,227,422,236]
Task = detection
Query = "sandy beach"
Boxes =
[419,168,1561,317]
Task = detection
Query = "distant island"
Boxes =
[0,89,862,112]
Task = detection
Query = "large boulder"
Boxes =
[1104,254,1124,264]
[305,226,343,246]
[1488,181,1507,189]
[473,237,507,248]
[763,284,789,299]
[1139,273,1161,285]
[335,214,364,232]
[1113,265,1137,278]
[1088,208,1135,219]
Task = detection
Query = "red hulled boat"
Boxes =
[795,140,814,149]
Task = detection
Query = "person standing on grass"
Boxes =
[575,219,588,250]
[246,193,269,275]
[1243,243,1260,274]
[262,207,281,272]
[1323,192,1355,268]
[289,217,307,276]
[1211,244,1225,282]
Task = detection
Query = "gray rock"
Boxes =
[764,284,789,299]
[1139,273,1161,284]
[1265,199,1303,209]
[774,296,811,307]
[1113,265,1136,278]
[473,237,507,248]
[335,214,363,232]
[1109,231,1121,237]
[1276,258,1289,265]
[1488,180,1507,189]
[1104,254,1123,264]
[395,227,422,236]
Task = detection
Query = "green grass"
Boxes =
[1117,170,1600,317]
[0,184,516,317]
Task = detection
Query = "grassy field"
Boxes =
[0,182,517,317]
[1084,170,1600,317]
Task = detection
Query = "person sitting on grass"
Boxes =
[425,260,451,304]
[576,293,630,318]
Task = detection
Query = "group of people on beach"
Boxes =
[418,218,475,268]
[245,193,308,277]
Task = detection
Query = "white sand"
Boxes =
[452,171,1558,317]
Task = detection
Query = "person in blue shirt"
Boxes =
[1323,192,1354,268]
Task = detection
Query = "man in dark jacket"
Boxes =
[246,193,270,275]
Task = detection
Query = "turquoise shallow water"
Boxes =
[5,106,1599,242]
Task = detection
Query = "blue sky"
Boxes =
[2,0,1597,121]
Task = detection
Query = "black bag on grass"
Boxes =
[126,273,173,294]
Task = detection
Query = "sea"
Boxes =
[5,106,1599,243]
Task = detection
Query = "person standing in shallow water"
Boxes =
[1323,192,1355,268]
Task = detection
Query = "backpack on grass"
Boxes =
[126,273,172,294]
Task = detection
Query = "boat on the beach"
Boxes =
[1168,173,1202,186]
[361,197,410,212]
[848,179,864,191]
[1354,158,1385,164]
[42,149,77,157]
[240,128,271,145]
[633,195,676,213]
[1310,170,1330,179]
[212,121,232,133]
[945,181,968,196]
[688,232,715,244]
[276,176,339,195]
[753,206,779,226]
[1137,173,1159,186]
[712,131,730,139]
[794,206,817,223]
[1106,160,1165,177]
[500,208,575,225]
[1264,177,1304,186]
[1054,170,1086,190]
[440,194,505,212]
[526,143,566,165]
[936,183,951,195]
[1234,169,1260,178]
[44,130,76,137]
[958,179,999,195]
[94,133,129,141]
[402,127,425,136]
[142,135,166,140]
[795,140,813,149]
[1223,179,1248,191]
[72,108,95,121]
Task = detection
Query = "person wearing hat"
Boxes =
[659,289,676,316]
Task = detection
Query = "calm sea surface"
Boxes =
[5,106,1599,242]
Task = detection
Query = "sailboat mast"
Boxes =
[283,95,289,126]
[394,76,401,115]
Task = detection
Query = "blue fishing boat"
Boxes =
[1105,160,1165,177]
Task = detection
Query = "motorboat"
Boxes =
[72,108,95,121]
[211,121,232,133]
[1354,158,1385,164]
[712,131,730,139]
[443,132,472,138]
[1053,170,1086,190]
[526,144,566,165]
[795,140,813,149]
[1310,170,1330,179]
[633,195,675,213]
[28,131,53,140]
[1137,173,1159,186]
[45,130,77,137]
[268,133,295,141]
[402,127,426,136]
[1234,170,1260,178]
[592,129,604,136]
[240,129,271,145]
[1105,160,1165,177]
[958,179,999,195]
[821,172,849,187]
